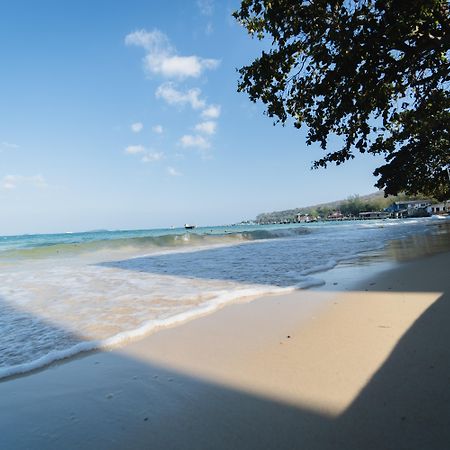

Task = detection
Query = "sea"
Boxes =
[1,217,449,380]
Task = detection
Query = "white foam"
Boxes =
[301,260,338,275]
[431,215,449,220]
[0,284,289,380]
[0,216,443,381]
[295,276,326,289]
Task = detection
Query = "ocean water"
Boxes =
[0,218,448,379]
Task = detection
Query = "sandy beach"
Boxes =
[2,1,449,448]
[1,240,450,449]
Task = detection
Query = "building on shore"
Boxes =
[327,211,345,221]
[427,201,450,215]
[295,213,314,223]
[385,200,431,218]
[359,211,391,220]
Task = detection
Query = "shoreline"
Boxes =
[0,227,427,383]
[1,229,449,448]
[1,220,448,383]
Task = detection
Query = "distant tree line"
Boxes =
[255,193,429,223]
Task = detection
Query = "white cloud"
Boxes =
[195,120,217,135]
[1,142,19,150]
[152,124,163,134]
[125,145,164,163]
[125,29,172,52]
[179,134,211,150]
[125,145,146,155]
[205,23,214,35]
[2,174,47,190]
[131,122,143,133]
[156,82,205,110]
[125,29,220,79]
[142,151,164,163]
[145,54,219,79]
[2,181,15,190]
[197,0,214,16]
[201,104,221,119]
[167,166,181,176]
[174,152,185,160]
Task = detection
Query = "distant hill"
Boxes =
[255,191,427,223]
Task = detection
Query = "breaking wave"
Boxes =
[0,226,311,260]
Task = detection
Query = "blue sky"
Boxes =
[0,0,386,235]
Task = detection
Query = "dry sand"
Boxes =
[1,245,449,449]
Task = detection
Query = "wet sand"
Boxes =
[1,236,450,449]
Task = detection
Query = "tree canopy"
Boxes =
[234,0,450,200]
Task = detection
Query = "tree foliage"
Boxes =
[234,0,450,200]
[255,192,429,223]
[339,194,385,215]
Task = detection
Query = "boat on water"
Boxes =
[184,224,196,230]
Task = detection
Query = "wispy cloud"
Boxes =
[201,104,221,119]
[1,174,47,190]
[125,145,164,163]
[0,142,19,151]
[125,29,220,79]
[142,151,164,163]
[179,134,211,150]
[131,122,143,133]
[126,28,221,157]
[197,0,214,16]
[125,145,146,155]
[156,82,205,110]
[205,23,214,35]
[195,120,217,135]
[167,166,181,176]
[125,29,171,52]
[197,0,214,34]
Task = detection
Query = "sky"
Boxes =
[0,0,386,235]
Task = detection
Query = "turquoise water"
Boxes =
[0,218,448,379]
[0,224,306,259]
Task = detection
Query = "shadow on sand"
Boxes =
[0,253,449,449]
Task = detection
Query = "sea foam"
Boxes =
[0,218,447,380]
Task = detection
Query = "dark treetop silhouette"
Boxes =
[234,0,450,200]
